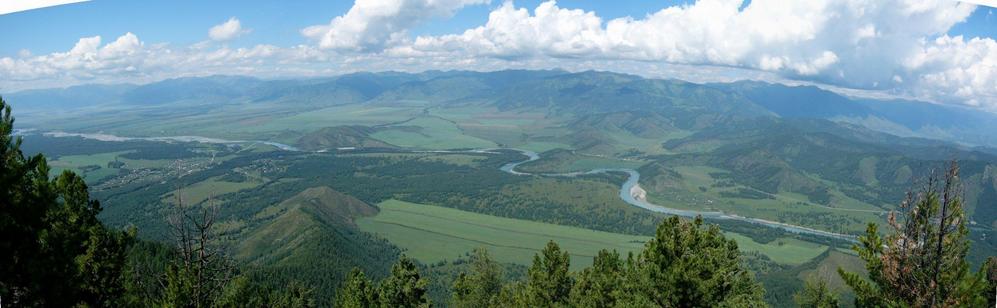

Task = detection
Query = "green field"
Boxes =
[370,117,497,149]
[724,233,828,265]
[254,105,422,132]
[358,199,828,270]
[49,151,129,182]
[164,175,262,205]
[358,199,651,270]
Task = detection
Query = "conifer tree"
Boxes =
[336,268,377,308]
[0,96,133,306]
[619,216,765,307]
[451,248,504,307]
[794,278,839,308]
[524,241,573,306]
[568,249,624,308]
[985,257,997,307]
[378,256,430,308]
[839,162,990,307]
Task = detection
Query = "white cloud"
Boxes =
[2,0,997,112]
[209,17,249,41]
[0,0,88,15]
[302,0,489,52]
[396,0,996,109]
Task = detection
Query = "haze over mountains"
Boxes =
[9,70,997,149]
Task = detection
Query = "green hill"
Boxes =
[232,186,400,302]
[295,126,393,151]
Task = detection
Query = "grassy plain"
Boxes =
[724,233,828,265]
[370,117,497,149]
[49,151,129,182]
[798,249,866,292]
[359,199,828,269]
[358,199,650,270]
[164,175,262,205]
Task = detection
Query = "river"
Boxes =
[41,131,855,241]
[498,149,857,241]
[43,131,301,151]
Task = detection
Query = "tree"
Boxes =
[620,216,765,307]
[569,249,624,308]
[271,282,317,308]
[524,241,573,306]
[378,256,430,308]
[794,277,839,308]
[985,257,997,307]
[451,248,504,307]
[0,96,133,306]
[336,268,377,308]
[160,181,234,307]
[839,162,990,307]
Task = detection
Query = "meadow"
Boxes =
[357,199,651,270]
[358,199,829,270]
[723,232,828,265]
[163,175,262,205]
[370,117,497,149]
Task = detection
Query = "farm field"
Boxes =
[358,199,651,270]
[164,175,262,205]
[370,117,497,149]
[358,199,830,270]
[724,232,828,265]
[253,105,421,132]
[49,151,129,182]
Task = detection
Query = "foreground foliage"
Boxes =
[1,97,133,306]
[828,161,996,307]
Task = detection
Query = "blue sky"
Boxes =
[1,0,996,111]
[7,0,990,57]
[0,0,706,57]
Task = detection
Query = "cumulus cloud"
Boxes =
[209,17,249,41]
[2,0,997,112]
[395,0,995,109]
[0,32,310,89]
[302,0,488,52]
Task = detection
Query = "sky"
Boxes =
[1,0,996,111]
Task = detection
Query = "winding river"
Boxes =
[41,131,856,241]
[497,149,858,242]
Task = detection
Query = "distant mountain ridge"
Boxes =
[6,69,997,148]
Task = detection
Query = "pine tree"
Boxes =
[378,256,430,308]
[985,257,997,307]
[451,248,504,307]
[794,278,839,308]
[0,96,133,306]
[839,161,990,307]
[336,268,377,308]
[568,249,624,308]
[214,276,316,307]
[620,216,765,307]
[272,282,317,308]
[524,241,573,306]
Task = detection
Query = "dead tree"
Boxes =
[165,167,233,307]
